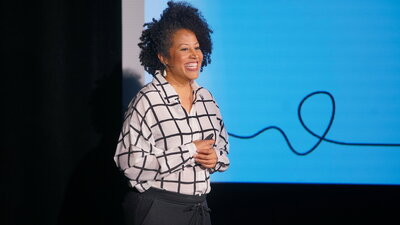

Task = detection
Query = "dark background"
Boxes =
[2,1,399,225]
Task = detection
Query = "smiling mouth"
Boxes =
[184,62,198,71]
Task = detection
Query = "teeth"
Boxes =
[185,63,197,68]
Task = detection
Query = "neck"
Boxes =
[165,71,192,92]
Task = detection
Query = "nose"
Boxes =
[190,49,198,59]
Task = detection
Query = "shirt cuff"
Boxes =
[187,142,197,157]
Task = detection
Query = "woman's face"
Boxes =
[160,29,203,83]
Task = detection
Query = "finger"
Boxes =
[195,139,214,144]
[193,140,214,150]
[196,148,214,155]
[194,153,212,160]
[202,139,215,145]
[195,156,217,164]
[200,163,216,168]
[195,159,216,167]
[200,164,215,169]
[200,143,215,150]
[196,160,216,168]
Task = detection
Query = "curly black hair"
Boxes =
[138,1,213,76]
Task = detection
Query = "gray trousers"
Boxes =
[122,187,212,225]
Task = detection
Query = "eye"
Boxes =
[180,48,189,51]
[195,46,201,51]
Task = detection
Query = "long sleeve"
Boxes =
[115,73,229,195]
[114,96,197,191]
[210,106,230,173]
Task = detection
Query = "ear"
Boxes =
[157,53,167,66]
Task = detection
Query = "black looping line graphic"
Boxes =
[228,91,400,156]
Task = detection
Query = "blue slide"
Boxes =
[145,0,400,185]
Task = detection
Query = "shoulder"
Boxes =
[196,86,215,101]
[138,82,162,101]
[126,83,161,112]
[195,87,227,120]
[196,87,222,112]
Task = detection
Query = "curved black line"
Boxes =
[228,91,400,156]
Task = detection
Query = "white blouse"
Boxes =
[114,71,230,195]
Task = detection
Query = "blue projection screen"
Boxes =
[142,0,400,185]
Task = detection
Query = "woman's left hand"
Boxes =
[194,146,218,169]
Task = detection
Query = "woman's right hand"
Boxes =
[193,139,215,151]
[193,139,217,168]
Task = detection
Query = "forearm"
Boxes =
[210,119,230,173]
[115,142,197,182]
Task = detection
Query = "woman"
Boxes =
[114,1,229,225]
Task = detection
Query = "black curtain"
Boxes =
[2,1,131,225]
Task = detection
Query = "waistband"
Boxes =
[139,187,207,205]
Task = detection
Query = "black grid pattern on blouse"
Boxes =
[114,73,229,195]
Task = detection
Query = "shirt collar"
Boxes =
[152,70,203,104]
